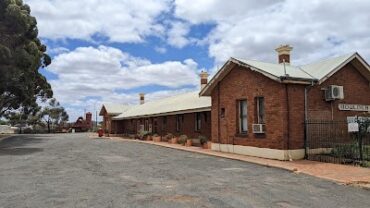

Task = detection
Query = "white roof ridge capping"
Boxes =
[112,91,211,120]
[200,52,370,96]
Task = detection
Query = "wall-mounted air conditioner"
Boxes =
[325,85,344,101]
[252,124,265,134]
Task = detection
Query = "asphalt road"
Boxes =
[0,134,369,208]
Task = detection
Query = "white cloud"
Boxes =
[174,0,280,24]
[25,0,171,43]
[167,21,191,48]
[46,46,202,120]
[154,46,167,54]
[48,47,70,55]
[174,0,370,65]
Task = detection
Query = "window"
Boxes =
[256,97,265,124]
[238,100,248,133]
[176,115,182,132]
[195,112,201,131]
[161,116,167,131]
[144,119,149,131]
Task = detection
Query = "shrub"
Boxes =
[331,144,359,159]
[138,130,150,140]
[199,135,208,145]
[153,133,159,137]
[163,133,174,142]
[178,134,188,145]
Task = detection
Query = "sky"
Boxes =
[24,0,370,121]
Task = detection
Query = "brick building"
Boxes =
[72,112,93,132]
[200,45,370,160]
[99,104,131,134]
[100,72,212,139]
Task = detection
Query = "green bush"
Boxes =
[178,134,188,145]
[138,130,150,140]
[162,133,174,142]
[199,135,208,145]
[331,144,359,159]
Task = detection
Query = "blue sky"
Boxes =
[24,0,370,121]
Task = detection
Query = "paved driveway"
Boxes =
[0,134,369,208]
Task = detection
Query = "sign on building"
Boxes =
[339,104,370,112]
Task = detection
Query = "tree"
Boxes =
[40,98,69,133]
[0,0,53,117]
[5,104,43,133]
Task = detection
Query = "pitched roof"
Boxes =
[99,104,131,116]
[112,91,211,120]
[301,53,370,84]
[200,52,370,96]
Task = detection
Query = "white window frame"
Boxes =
[239,100,248,133]
[256,97,265,124]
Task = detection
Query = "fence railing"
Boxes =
[305,120,369,167]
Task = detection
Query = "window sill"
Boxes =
[235,133,248,138]
[254,133,266,139]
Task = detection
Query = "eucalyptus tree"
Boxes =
[0,0,52,117]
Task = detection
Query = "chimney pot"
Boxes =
[139,93,145,105]
[275,44,293,64]
[200,71,209,90]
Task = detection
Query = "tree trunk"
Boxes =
[47,120,50,133]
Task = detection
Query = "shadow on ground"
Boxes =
[0,135,46,155]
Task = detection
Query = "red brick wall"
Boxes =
[211,65,290,149]
[210,62,370,150]
[101,110,112,134]
[116,111,211,139]
[308,63,370,120]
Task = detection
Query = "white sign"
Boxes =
[339,104,370,112]
[347,116,370,123]
[348,122,359,132]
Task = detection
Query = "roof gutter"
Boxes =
[279,76,317,85]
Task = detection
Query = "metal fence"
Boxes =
[305,120,370,167]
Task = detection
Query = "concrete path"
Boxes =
[1,134,369,208]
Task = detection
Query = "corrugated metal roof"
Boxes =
[200,52,368,96]
[233,58,314,80]
[300,53,355,81]
[100,104,131,115]
[113,91,211,120]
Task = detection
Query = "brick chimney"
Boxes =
[139,93,145,105]
[200,71,209,90]
[85,112,92,128]
[275,44,293,64]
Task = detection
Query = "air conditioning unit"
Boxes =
[252,124,265,134]
[325,85,344,101]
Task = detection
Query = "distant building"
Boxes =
[72,112,93,132]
